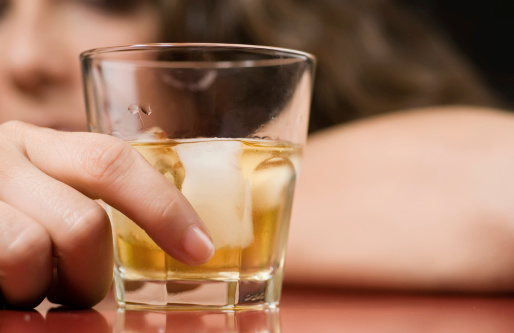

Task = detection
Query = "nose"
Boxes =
[1,1,71,96]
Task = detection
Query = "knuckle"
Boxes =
[81,137,135,184]
[0,121,26,151]
[150,192,181,229]
[3,224,51,268]
[0,120,27,135]
[60,202,110,250]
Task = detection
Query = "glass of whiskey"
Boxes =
[81,44,315,310]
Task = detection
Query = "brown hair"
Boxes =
[160,0,497,133]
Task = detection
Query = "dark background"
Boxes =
[401,0,514,108]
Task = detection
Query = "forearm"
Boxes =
[284,106,514,292]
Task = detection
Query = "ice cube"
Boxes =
[175,140,254,249]
[252,157,296,210]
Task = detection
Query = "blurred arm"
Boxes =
[285,106,514,293]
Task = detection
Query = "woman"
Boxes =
[0,0,513,309]
[170,0,514,293]
[0,0,217,308]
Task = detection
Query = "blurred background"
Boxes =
[402,0,513,108]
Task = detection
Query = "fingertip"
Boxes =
[182,226,215,265]
[1,291,47,309]
[47,283,110,309]
[47,256,113,309]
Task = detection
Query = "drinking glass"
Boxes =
[81,44,315,310]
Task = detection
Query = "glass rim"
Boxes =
[80,42,316,64]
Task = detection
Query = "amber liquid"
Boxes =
[110,138,300,282]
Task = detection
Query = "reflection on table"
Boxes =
[116,308,279,332]
[1,286,514,332]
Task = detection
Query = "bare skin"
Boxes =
[0,0,162,129]
[287,106,514,293]
[0,0,214,308]
[0,122,214,308]
[1,0,514,310]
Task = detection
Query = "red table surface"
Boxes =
[1,286,514,332]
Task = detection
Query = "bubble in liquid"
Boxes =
[127,103,153,116]
[140,104,152,115]
[128,104,139,115]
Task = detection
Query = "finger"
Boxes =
[0,161,113,307]
[0,124,113,307]
[8,121,214,264]
[0,201,52,308]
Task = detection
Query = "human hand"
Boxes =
[0,121,214,308]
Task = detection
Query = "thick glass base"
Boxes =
[114,270,283,310]
[114,307,282,332]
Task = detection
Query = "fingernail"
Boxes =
[183,226,215,264]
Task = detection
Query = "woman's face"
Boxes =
[0,0,161,131]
